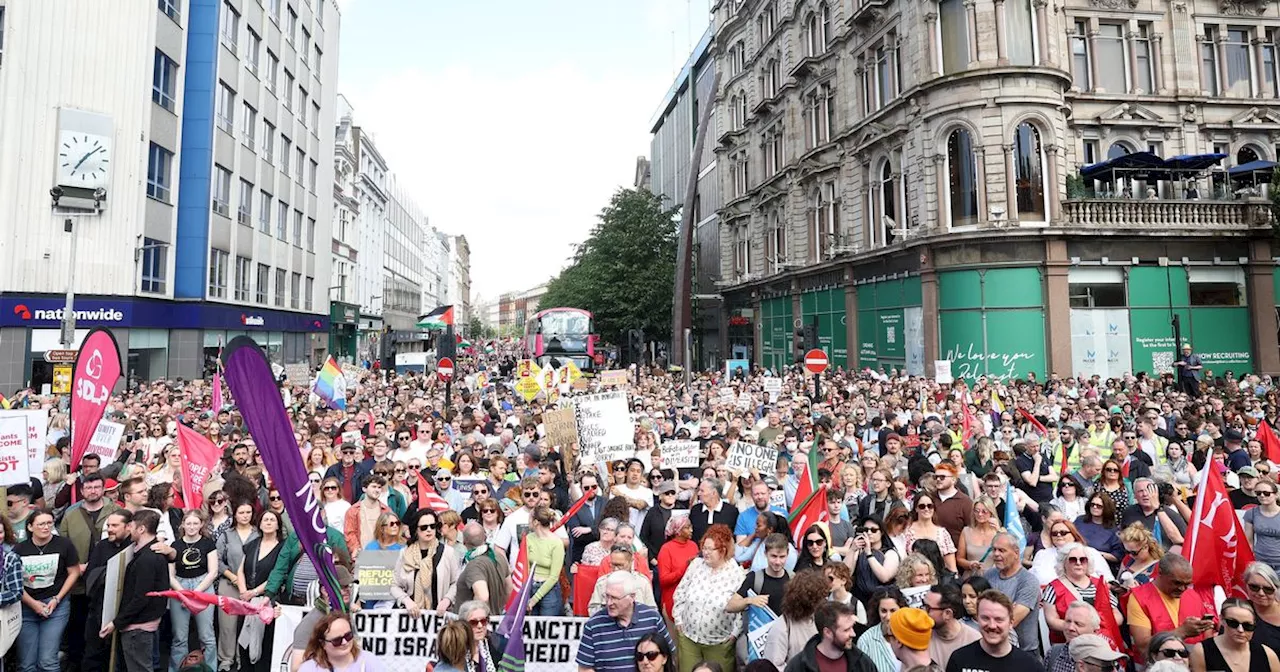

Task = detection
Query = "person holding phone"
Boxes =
[1126,554,1216,665]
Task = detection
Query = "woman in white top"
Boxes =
[1031,518,1114,585]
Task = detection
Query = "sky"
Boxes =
[336,0,712,304]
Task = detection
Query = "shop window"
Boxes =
[1069,283,1126,308]
[1189,282,1243,306]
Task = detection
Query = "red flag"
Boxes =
[789,485,829,542]
[551,493,590,532]
[70,329,122,470]
[1258,421,1280,464]
[146,590,275,622]
[1182,458,1255,594]
[503,536,530,613]
[791,444,820,517]
[415,471,448,512]
[176,424,221,510]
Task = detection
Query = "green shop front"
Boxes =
[856,275,924,375]
[329,302,360,362]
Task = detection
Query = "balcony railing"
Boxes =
[1061,197,1272,231]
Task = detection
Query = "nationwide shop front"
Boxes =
[0,294,329,392]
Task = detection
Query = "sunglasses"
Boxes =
[1103,468,1120,473]
[395,468,407,474]
[806,537,826,546]
[325,631,355,646]
[854,527,880,534]
[473,488,489,495]
[1051,530,1072,537]
[916,503,934,510]
[613,466,626,472]
[384,521,400,528]
[1249,582,1277,595]
[436,477,451,482]
[1090,502,1104,508]
[481,509,498,514]
[323,485,338,491]
[1067,556,1089,564]
[269,495,282,501]
[418,523,441,531]
[467,617,487,627]
[635,651,664,662]
[1223,617,1256,632]
[1156,648,1189,659]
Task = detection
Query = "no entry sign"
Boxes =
[437,357,454,382]
[804,349,828,374]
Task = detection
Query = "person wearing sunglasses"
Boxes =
[1042,542,1124,650]
[1145,632,1190,669]
[1240,562,1280,654]
[390,509,460,617]
[632,632,675,672]
[795,523,832,573]
[564,473,610,566]
[1244,482,1280,573]
[295,612,385,672]
[1188,598,1279,672]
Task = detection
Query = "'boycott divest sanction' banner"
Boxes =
[272,607,587,672]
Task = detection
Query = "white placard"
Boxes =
[0,410,48,478]
[935,360,953,385]
[0,417,29,486]
[270,607,585,672]
[574,392,634,466]
[659,440,702,469]
[86,420,125,460]
[763,377,782,402]
[724,443,779,476]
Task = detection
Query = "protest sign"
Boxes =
[452,477,485,495]
[102,545,134,626]
[574,392,633,466]
[598,370,628,386]
[659,440,701,469]
[271,607,586,672]
[763,377,782,402]
[355,550,399,601]
[724,443,779,476]
[544,406,579,472]
[717,388,735,406]
[0,411,48,479]
[0,416,30,487]
[86,420,124,460]
[935,360,953,384]
[515,377,541,402]
[340,430,363,447]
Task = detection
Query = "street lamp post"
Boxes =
[52,187,106,348]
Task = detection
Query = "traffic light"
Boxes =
[628,329,645,364]
[803,323,818,351]
[794,327,806,363]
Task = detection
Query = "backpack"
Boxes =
[752,568,793,597]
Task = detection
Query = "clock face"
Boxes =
[57,131,112,188]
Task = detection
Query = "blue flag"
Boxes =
[745,603,779,662]
[1004,481,1026,552]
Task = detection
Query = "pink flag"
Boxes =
[70,329,122,470]
[211,372,224,415]
[176,424,221,509]
[147,590,275,623]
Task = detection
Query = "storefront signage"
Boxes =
[0,295,329,332]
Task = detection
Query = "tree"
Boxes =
[539,188,678,345]
[466,315,487,340]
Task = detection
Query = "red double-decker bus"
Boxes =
[523,307,595,372]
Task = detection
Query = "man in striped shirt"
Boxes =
[577,572,673,672]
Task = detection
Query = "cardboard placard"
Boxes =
[659,440,701,469]
[574,391,634,466]
[598,370,629,386]
[544,407,579,473]
[763,377,782,402]
[724,443,779,476]
[355,550,399,601]
[935,360,953,384]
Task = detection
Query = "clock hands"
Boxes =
[72,146,104,171]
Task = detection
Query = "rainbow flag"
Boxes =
[311,356,347,410]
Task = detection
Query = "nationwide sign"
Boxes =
[15,305,125,323]
[0,296,331,332]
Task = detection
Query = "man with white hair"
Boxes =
[1043,602,1102,672]
[588,547,656,614]
[576,572,672,672]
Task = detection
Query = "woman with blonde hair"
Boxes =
[895,552,937,590]
[1118,522,1164,587]
[364,512,403,552]
[42,459,67,511]
[840,465,865,518]
[956,496,1000,577]
[431,620,473,672]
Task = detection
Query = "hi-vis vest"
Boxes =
[1129,582,1214,662]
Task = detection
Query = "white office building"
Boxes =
[0,0,340,391]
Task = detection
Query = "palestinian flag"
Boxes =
[417,305,454,329]
[788,444,828,540]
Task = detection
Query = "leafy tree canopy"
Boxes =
[539,188,678,344]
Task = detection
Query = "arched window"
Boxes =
[1237,145,1261,166]
[938,0,969,74]
[805,13,819,57]
[1107,142,1134,159]
[1014,122,1046,220]
[947,129,979,228]
[1006,0,1037,65]
[879,160,897,245]
[819,3,831,48]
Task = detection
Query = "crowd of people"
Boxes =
[2,342,1279,672]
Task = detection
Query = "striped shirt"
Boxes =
[576,603,673,672]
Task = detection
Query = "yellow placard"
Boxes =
[515,376,541,402]
[538,366,557,392]
[563,361,583,383]
[475,372,489,389]
[516,359,541,380]
[599,370,629,386]
[52,365,72,394]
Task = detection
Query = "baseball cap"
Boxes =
[1239,466,1259,478]
[1068,634,1125,664]
[523,445,542,461]
[655,481,677,495]
[1225,428,1245,443]
[761,475,780,489]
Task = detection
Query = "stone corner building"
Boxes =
[712,0,1280,379]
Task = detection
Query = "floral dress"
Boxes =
[672,558,747,646]
[902,524,957,556]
